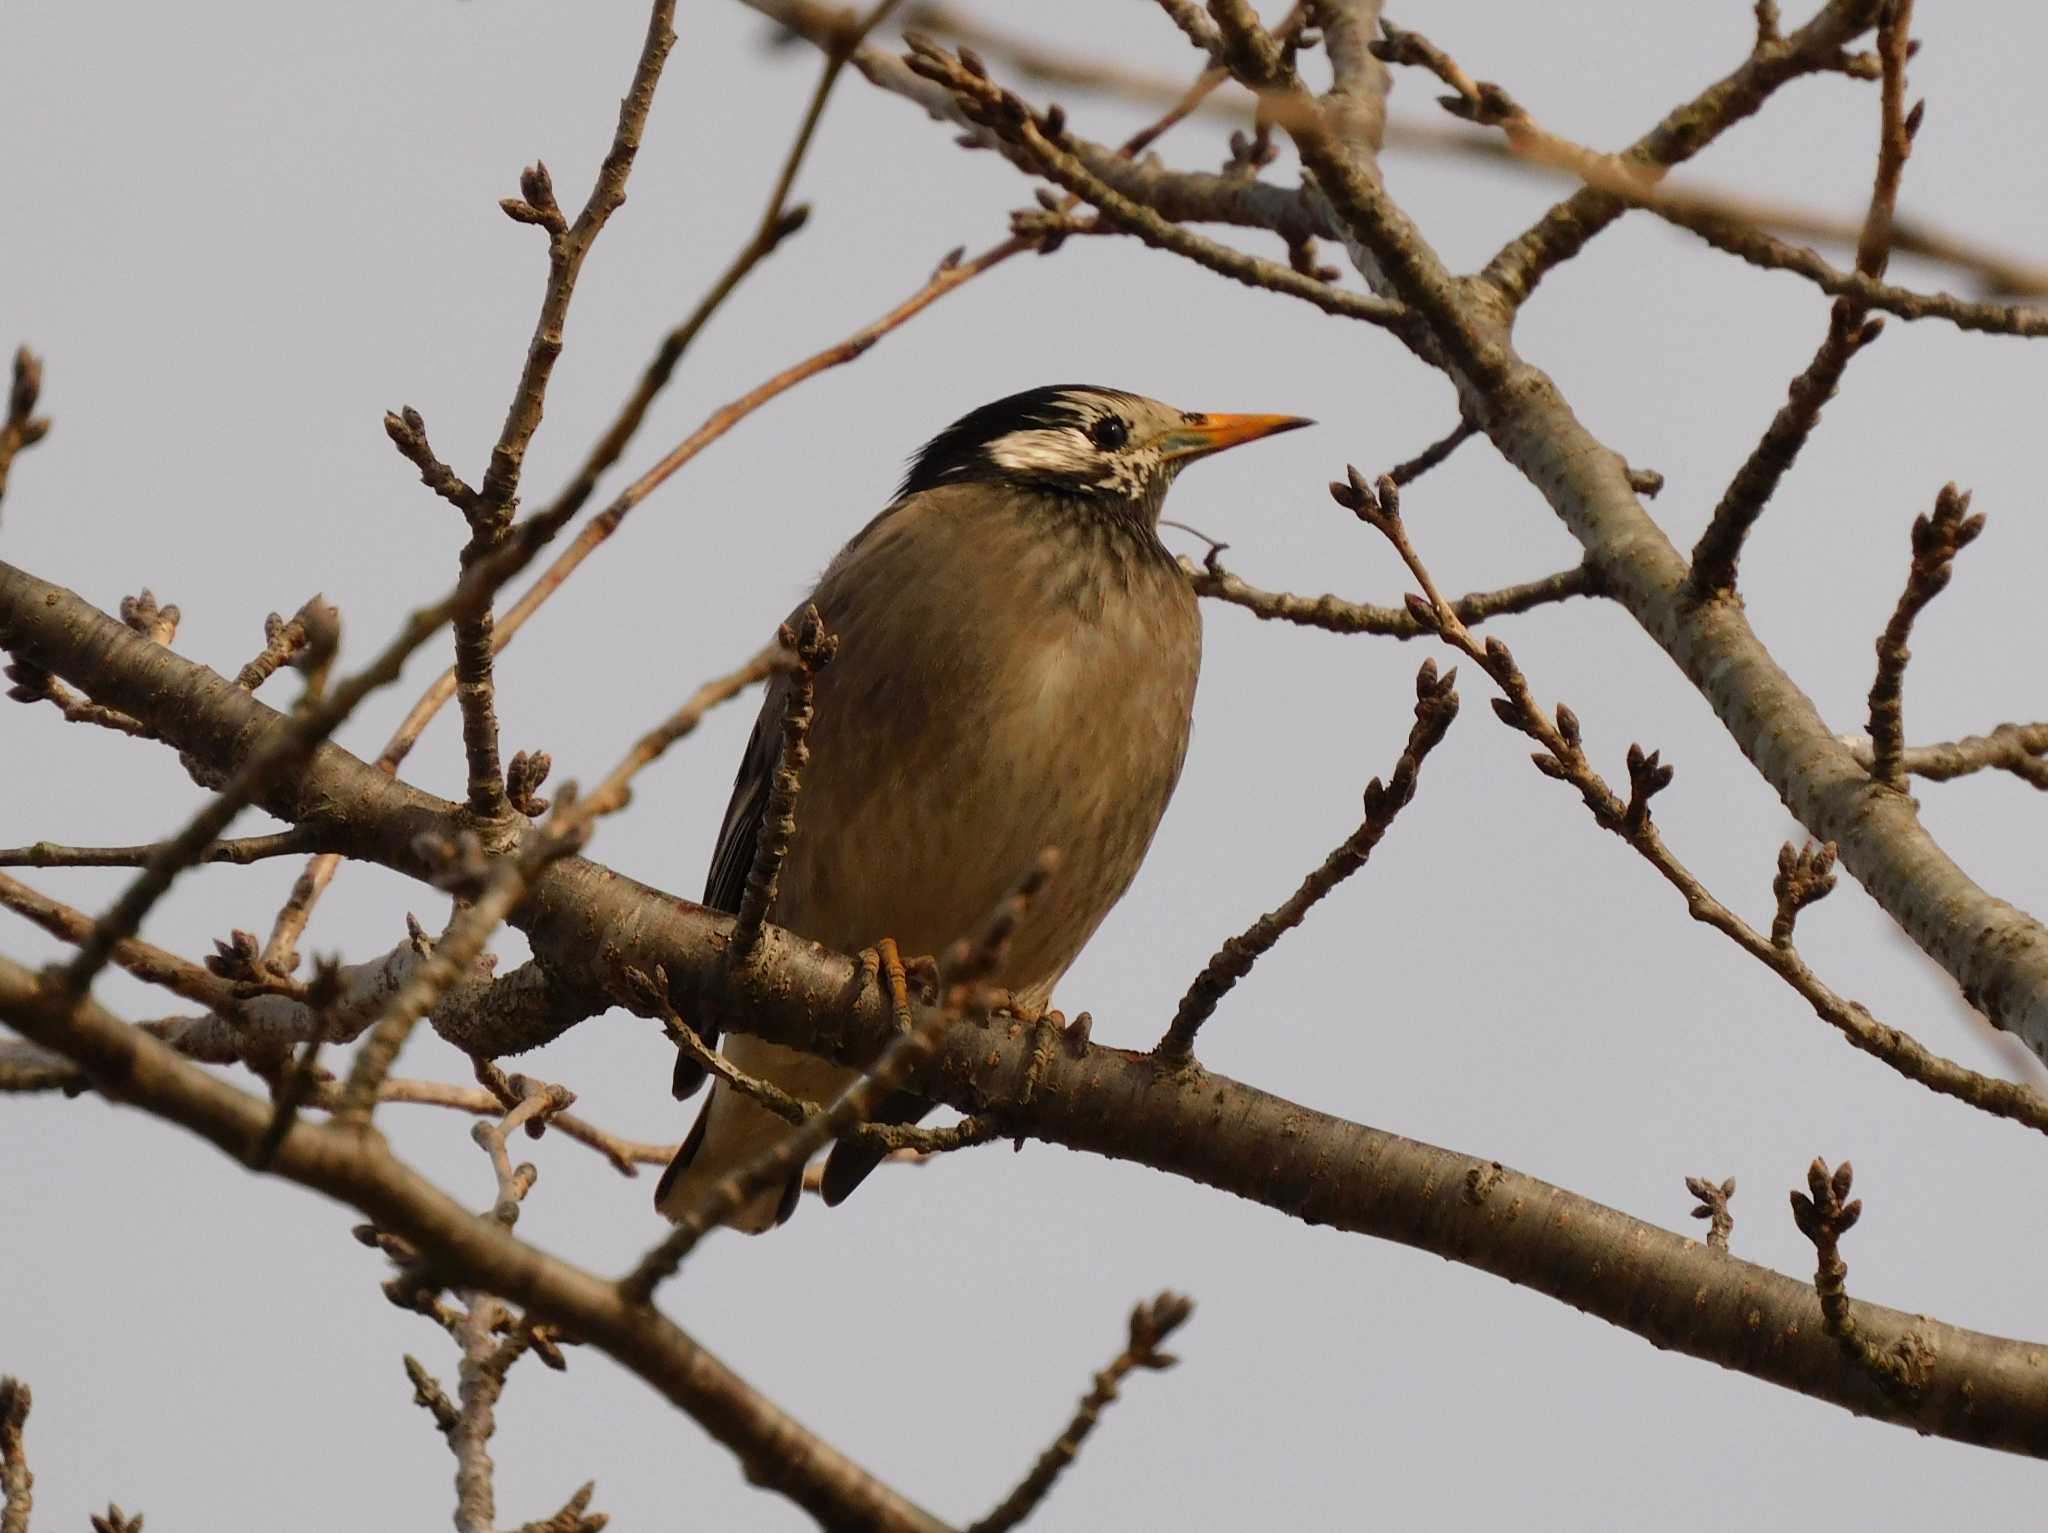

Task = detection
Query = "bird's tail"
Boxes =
[655,1035,860,1233]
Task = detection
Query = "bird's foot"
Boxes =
[858,938,940,1030]
[980,989,1062,1027]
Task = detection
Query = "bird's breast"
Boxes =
[774,498,1201,997]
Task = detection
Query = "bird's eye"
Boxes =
[1089,416,1129,450]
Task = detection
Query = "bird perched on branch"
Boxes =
[657,384,1309,1230]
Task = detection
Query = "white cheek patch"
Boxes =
[988,428,1106,483]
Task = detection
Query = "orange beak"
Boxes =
[1155,412,1314,463]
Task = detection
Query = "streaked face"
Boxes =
[898,385,1310,513]
[981,390,1310,503]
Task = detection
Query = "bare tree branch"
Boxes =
[967,1292,1195,1533]
[0,1377,29,1533]
[0,348,51,515]
[1196,1,2048,1068]
[1156,659,1457,1062]
[1866,484,1985,793]
[1345,471,2048,1136]
[437,0,681,825]
[1188,558,1598,639]
[0,962,954,1533]
[887,5,2048,298]
[731,610,834,961]
[9,575,2048,1451]
[1483,0,1888,307]
[901,37,1410,329]
[1846,722,2048,789]
[1792,1159,1934,1395]
[0,829,324,870]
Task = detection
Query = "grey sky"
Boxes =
[4,2,2046,1527]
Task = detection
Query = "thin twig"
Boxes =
[472,1072,569,1228]
[368,1077,673,1174]
[1866,484,1983,792]
[0,871,251,1019]
[1689,0,1916,597]
[0,828,323,870]
[0,1377,29,1533]
[333,650,780,1123]
[405,1354,462,1438]
[391,1074,587,1533]
[260,235,1031,976]
[731,609,836,960]
[565,654,792,827]
[626,963,1002,1160]
[1855,0,1917,283]
[1791,1158,1933,1395]
[0,348,50,514]
[232,598,335,693]
[540,0,893,522]
[883,7,2048,299]
[446,0,681,824]
[1772,840,1838,949]
[1482,0,1889,308]
[902,37,1409,329]
[1687,304,1882,597]
[628,965,809,1126]
[506,1483,605,1533]
[1847,722,2048,790]
[13,962,957,1522]
[384,407,479,516]
[968,1292,1195,1533]
[1387,414,1476,485]
[5,660,151,737]
[1188,559,1597,639]
[1685,1175,1736,1252]
[1156,660,1458,1062]
[1652,201,2048,338]
[51,494,573,999]
[1342,467,2048,1138]
[622,855,1057,1298]
[331,826,577,1126]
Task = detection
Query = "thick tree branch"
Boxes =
[0,962,953,1533]
[9,568,2048,1452]
[1345,470,2048,1139]
[885,5,2048,300]
[262,229,1029,977]
[1201,3,2048,1068]
[901,38,1410,329]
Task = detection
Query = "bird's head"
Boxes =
[898,385,1310,521]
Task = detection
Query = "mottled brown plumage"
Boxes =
[656,386,1307,1229]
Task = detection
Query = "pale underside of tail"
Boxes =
[655,1035,859,1233]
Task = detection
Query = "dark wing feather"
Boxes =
[669,679,785,1101]
[818,1091,934,1206]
